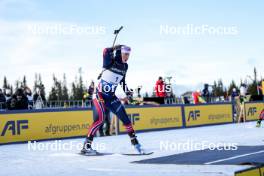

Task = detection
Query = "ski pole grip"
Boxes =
[114,26,123,34]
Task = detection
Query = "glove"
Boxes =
[113,45,122,51]
[126,89,134,102]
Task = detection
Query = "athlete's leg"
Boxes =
[82,93,106,151]
[98,108,111,136]
[108,96,140,147]
[104,108,111,136]
[98,120,105,137]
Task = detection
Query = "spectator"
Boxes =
[238,84,247,123]
[231,88,239,101]
[33,87,45,109]
[6,88,28,110]
[231,88,240,120]
[83,81,95,107]
[202,84,210,103]
[24,87,33,109]
[4,89,12,102]
[88,81,95,99]
[0,89,6,109]
[182,96,190,104]
[136,86,142,98]
[192,90,201,104]
[240,84,247,97]
[6,98,16,110]
[192,90,206,104]
[155,77,166,97]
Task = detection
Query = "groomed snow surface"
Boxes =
[1,122,263,176]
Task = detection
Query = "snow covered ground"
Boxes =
[1,122,263,176]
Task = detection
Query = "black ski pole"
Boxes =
[97,26,124,80]
[112,26,123,48]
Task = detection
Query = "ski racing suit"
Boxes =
[84,46,139,150]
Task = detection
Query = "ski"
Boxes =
[79,152,114,156]
[121,152,154,156]
[79,151,154,156]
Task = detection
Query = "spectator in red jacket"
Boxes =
[155,77,166,97]
[192,90,201,104]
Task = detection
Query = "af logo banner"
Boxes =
[128,113,140,125]
[184,104,233,127]
[0,116,32,144]
[118,106,183,132]
[0,110,93,144]
[1,120,29,136]
[187,110,200,121]
[245,102,264,121]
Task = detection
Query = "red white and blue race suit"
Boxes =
[86,47,135,139]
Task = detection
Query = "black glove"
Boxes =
[113,45,122,51]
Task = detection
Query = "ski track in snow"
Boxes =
[0,122,263,176]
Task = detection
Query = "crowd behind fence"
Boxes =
[0,95,243,111]
[0,85,262,112]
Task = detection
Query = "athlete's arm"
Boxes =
[102,48,114,68]
[120,74,133,98]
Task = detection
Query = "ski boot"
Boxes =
[81,137,97,156]
[129,132,144,154]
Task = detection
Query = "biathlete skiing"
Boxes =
[81,27,148,156]
[81,45,144,155]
